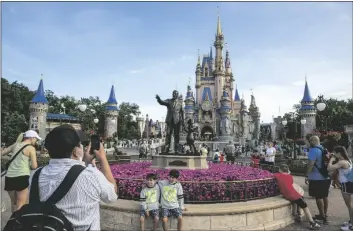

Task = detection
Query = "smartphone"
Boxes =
[90,135,100,155]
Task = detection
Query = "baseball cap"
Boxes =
[24,130,42,140]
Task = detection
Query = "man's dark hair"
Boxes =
[146,173,157,180]
[169,169,180,179]
[44,124,81,159]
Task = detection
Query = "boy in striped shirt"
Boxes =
[140,173,160,231]
[159,169,187,231]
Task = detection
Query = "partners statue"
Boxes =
[184,119,198,155]
[156,90,185,153]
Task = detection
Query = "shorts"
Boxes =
[308,179,331,199]
[291,197,308,209]
[140,209,159,218]
[4,175,30,191]
[341,182,353,194]
[161,208,182,218]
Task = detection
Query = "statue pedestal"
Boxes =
[218,135,233,142]
[151,154,209,170]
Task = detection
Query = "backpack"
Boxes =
[312,147,330,178]
[4,165,86,231]
[2,144,31,177]
[214,153,219,161]
[344,161,353,182]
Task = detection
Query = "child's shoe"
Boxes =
[309,222,320,230]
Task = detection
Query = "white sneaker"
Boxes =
[341,225,353,231]
[342,221,351,227]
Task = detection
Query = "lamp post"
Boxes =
[77,104,98,134]
[59,103,66,125]
[316,95,327,131]
[282,113,307,159]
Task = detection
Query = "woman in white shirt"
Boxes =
[265,142,276,166]
[327,146,353,231]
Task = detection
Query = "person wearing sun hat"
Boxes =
[4,130,40,212]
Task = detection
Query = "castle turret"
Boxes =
[214,13,225,103]
[105,85,119,138]
[300,78,316,136]
[195,53,202,104]
[219,88,232,137]
[249,94,261,141]
[184,85,195,122]
[29,78,48,138]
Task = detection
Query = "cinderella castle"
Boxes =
[183,15,261,144]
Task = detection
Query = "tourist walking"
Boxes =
[3,130,39,212]
[305,135,331,224]
[327,146,353,231]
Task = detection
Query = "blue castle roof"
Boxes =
[301,80,313,102]
[31,79,48,104]
[47,113,79,121]
[105,85,119,111]
[107,85,118,104]
[234,88,240,101]
[201,87,213,102]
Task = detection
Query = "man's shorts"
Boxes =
[140,209,159,218]
[161,208,182,218]
[308,179,331,199]
[291,197,308,209]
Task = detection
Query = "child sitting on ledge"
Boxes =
[274,164,320,230]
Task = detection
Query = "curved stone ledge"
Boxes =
[100,196,296,230]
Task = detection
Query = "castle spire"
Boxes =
[225,49,231,69]
[216,6,222,37]
[301,79,313,103]
[31,78,48,104]
[234,85,240,101]
[107,85,118,104]
[209,46,213,59]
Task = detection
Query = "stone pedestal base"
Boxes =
[151,155,209,170]
[218,136,233,142]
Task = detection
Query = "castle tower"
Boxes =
[232,86,241,113]
[300,79,316,136]
[184,85,195,122]
[105,85,119,138]
[214,14,225,103]
[224,50,235,100]
[249,94,261,141]
[29,78,48,138]
[195,54,202,104]
[219,88,232,139]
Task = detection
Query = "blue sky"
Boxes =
[2,2,352,123]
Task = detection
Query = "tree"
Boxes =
[117,102,140,139]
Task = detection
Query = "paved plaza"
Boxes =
[0,171,348,230]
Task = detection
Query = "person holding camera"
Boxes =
[327,146,353,231]
[6,125,118,231]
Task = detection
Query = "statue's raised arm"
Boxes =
[155,94,169,106]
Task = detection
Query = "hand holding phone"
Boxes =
[90,135,101,155]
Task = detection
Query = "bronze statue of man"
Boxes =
[156,90,185,153]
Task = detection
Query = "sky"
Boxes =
[2,2,352,123]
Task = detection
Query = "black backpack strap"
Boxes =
[157,182,162,203]
[29,167,44,203]
[5,144,31,170]
[46,165,86,205]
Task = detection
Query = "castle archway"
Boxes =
[201,126,214,140]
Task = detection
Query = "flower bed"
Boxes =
[111,162,280,203]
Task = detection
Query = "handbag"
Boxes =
[1,144,31,177]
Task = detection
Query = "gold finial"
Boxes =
[197,49,200,65]
[305,73,307,81]
[225,42,228,50]
[40,73,43,79]
[216,6,222,36]
[188,77,191,86]
[250,88,253,95]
